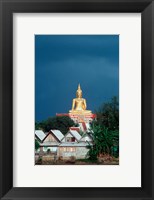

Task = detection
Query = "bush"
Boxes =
[35,139,40,150]
[36,156,42,164]
[87,124,119,161]
[47,149,51,154]
[86,146,98,161]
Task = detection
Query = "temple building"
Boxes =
[35,129,93,161]
[56,84,96,132]
[35,84,96,162]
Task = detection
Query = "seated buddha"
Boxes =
[69,84,92,114]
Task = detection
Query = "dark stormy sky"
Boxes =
[35,35,119,122]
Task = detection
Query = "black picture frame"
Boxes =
[0,0,154,199]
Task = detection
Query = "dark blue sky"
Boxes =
[35,35,119,122]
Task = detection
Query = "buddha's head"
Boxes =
[76,84,82,98]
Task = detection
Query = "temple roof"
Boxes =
[50,130,64,141]
[35,130,46,141]
[68,130,82,141]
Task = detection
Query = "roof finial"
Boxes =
[78,83,81,90]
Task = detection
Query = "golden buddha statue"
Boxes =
[69,84,92,114]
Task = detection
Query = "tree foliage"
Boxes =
[35,122,40,130]
[87,96,119,160]
[35,116,76,135]
[35,139,40,150]
[87,124,119,160]
[94,96,119,131]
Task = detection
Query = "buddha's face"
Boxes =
[76,91,82,98]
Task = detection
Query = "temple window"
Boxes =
[67,147,75,152]
[66,137,72,142]
[62,147,66,151]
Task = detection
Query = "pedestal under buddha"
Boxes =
[69,84,92,114]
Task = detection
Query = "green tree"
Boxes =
[35,116,76,135]
[87,124,119,160]
[35,139,40,151]
[35,122,42,130]
[94,96,119,131]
